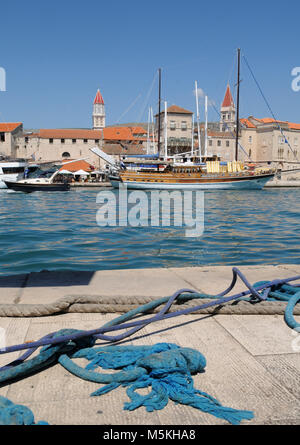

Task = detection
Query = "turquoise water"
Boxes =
[0,187,300,275]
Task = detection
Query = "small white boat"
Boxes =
[4,166,70,193]
[0,159,30,189]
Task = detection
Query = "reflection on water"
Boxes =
[0,187,300,275]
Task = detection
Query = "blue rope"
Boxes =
[0,396,48,425]
[0,267,299,425]
[60,343,253,425]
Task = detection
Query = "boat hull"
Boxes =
[4,181,70,193]
[109,174,275,190]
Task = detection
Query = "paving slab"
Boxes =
[19,268,191,304]
[215,314,300,356]
[170,264,300,296]
[257,354,300,400]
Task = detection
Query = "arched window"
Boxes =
[62,152,70,158]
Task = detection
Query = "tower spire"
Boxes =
[93,88,105,130]
[222,84,234,108]
[220,84,235,132]
[94,89,104,105]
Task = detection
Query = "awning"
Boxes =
[73,169,89,176]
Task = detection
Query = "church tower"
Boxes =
[93,89,106,130]
[220,84,235,132]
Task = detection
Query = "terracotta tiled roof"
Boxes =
[207,131,235,138]
[242,117,300,131]
[288,122,300,130]
[0,122,22,132]
[103,126,147,141]
[240,118,256,128]
[222,85,234,108]
[25,126,148,142]
[131,126,148,134]
[33,129,103,139]
[60,159,94,172]
[94,89,104,105]
[156,105,193,115]
[258,118,300,130]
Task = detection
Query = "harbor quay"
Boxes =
[0,264,299,425]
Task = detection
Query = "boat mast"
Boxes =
[147,107,150,155]
[164,101,168,160]
[195,81,202,162]
[157,68,162,158]
[151,107,155,153]
[191,114,194,157]
[204,95,208,157]
[235,48,241,162]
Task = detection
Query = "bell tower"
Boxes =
[220,84,235,132]
[93,89,105,130]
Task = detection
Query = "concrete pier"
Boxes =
[0,264,299,425]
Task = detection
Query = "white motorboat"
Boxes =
[0,158,33,189]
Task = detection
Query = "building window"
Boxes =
[249,136,252,144]
[0,133,5,142]
[72,139,76,144]
[209,140,213,147]
[217,140,221,147]
[25,137,29,143]
[170,121,176,130]
[181,121,187,131]
[62,152,70,158]
[61,139,65,144]
[226,140,230,147]
[95,139,99,143]
[49,138,53,144]
[84,139,88,144]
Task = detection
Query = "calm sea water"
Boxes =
[0,187,300,275]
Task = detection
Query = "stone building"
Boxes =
[155,105,194,155]
[240,117,300,163]
[0,123,23,158]
[14,125,148,168]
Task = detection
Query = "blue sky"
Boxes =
[0,0,299,129]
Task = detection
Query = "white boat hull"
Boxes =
[110,175,274,190]
[0,174,23,189]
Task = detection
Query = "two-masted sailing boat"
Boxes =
[94,50,276,190]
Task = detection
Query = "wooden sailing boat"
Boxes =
[96,52,276,190]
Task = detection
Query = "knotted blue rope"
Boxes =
[0,396,48,425]
[58,342,254,425]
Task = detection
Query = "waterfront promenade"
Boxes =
[0,264,299,425]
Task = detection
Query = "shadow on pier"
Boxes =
[0,270,95,288]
